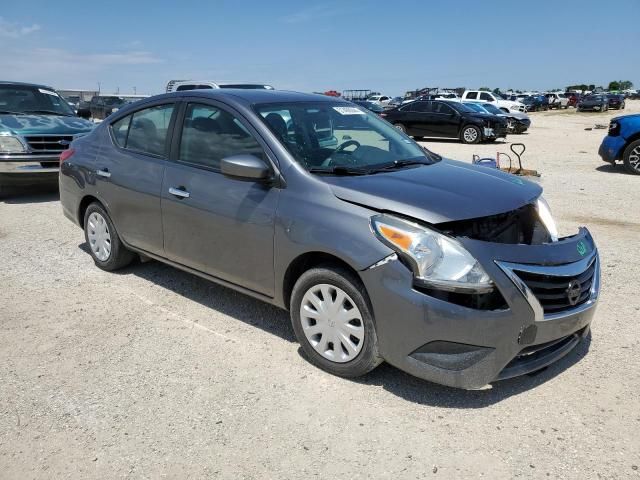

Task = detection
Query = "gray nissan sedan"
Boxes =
[59,89,600,389]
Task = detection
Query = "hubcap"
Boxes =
[629,146,640,172]
[463,127,478,142]
[299,284,364,363]
[87,212,111,261]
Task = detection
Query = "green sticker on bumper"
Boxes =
[577,241,588,256]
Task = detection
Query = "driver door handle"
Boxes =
[169,187,190,199]
[96,168,111,178]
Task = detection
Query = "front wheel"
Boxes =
[461,125,481,144]
[84,202,135,271]
[623,139,640,175]
[290,266,382,378]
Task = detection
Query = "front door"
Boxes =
[430,101,460,138]
[161,101,279,296]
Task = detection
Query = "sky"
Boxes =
[1,0,639,97]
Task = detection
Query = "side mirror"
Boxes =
[220,154,271,181]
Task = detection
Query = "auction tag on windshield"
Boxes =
[333,106,365,115]
[38,88,59,97]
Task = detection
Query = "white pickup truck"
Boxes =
[460,90,526,113]
[544,92,569,109]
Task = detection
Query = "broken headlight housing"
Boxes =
[371,214,493,293]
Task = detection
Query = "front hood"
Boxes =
[0,114,95,136]
[503,112,529,121]
[323,159,542,224]
[468,112,505,124]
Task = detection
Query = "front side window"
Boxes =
[479,92,493,101]
[256,102,434,172]
[466,92,478,99]
[432,102,454,115]
[111,104,174,156]
[178,103,264,170]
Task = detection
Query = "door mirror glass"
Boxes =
[221,154,270,180]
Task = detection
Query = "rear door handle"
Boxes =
[169,187,190,199]
[96,168,111,178]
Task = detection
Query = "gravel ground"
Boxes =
[1,103,639,479]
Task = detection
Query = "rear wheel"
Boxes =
[290,266,382,378]
[394,123,407,133]
[461,125,481,144]
[83,202,135,271]
[623,139,640,175]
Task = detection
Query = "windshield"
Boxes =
[256,102,437,173]
[449,102,476,113]
[481,103,503,115]
[465,103,485,113]
[0,85,75,116]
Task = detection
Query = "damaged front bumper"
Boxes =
[360,228,599,389]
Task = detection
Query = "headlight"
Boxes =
[371,214,493,293]
[535,196,558,242]
[0,134,26,154]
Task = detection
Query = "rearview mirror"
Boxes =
[220,154,271,181]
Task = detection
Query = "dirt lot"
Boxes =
[1,103,639,479]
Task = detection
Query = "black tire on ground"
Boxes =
[83,202,135,271]
[394,123,407,133]
[412,135,425,141]
[290,266,383,378]
[460,125,482,144]
[622,139,640,175]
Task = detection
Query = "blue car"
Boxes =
[598,114,640,174]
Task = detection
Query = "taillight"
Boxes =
[379,112,387,117]
[59,148,75,164]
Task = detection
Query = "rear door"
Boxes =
[160,100,279,296]
[95,102,176,256]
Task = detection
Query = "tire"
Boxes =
[394,123,407,133]
[461,125,481,144]
[290,266,382,378]
[83,202,135,271]
[623,139,640,175]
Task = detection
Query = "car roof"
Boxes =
[0,80,55,90]
[144,89,342,106]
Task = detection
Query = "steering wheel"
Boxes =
[335,139,361,154]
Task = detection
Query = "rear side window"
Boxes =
[466,92,478,100]
[111,115,130,147]
[176,85,196,91]
[110,104,174,157]
[178,103,264,170]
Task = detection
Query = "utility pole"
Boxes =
[133,86,137,95]
[97,82,101,94]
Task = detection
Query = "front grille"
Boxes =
[515,261,596,314]
[24,135,73,154]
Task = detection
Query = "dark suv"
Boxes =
[380,100,508,143]
[59,90,599,389]
[89,96,127,120]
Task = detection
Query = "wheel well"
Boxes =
[626,132,640,147]
[282,252,360,309]
[78,195,101,226]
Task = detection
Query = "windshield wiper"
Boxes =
[23,110,74,117]
[368,159,430,172]
[308,165,371,175]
